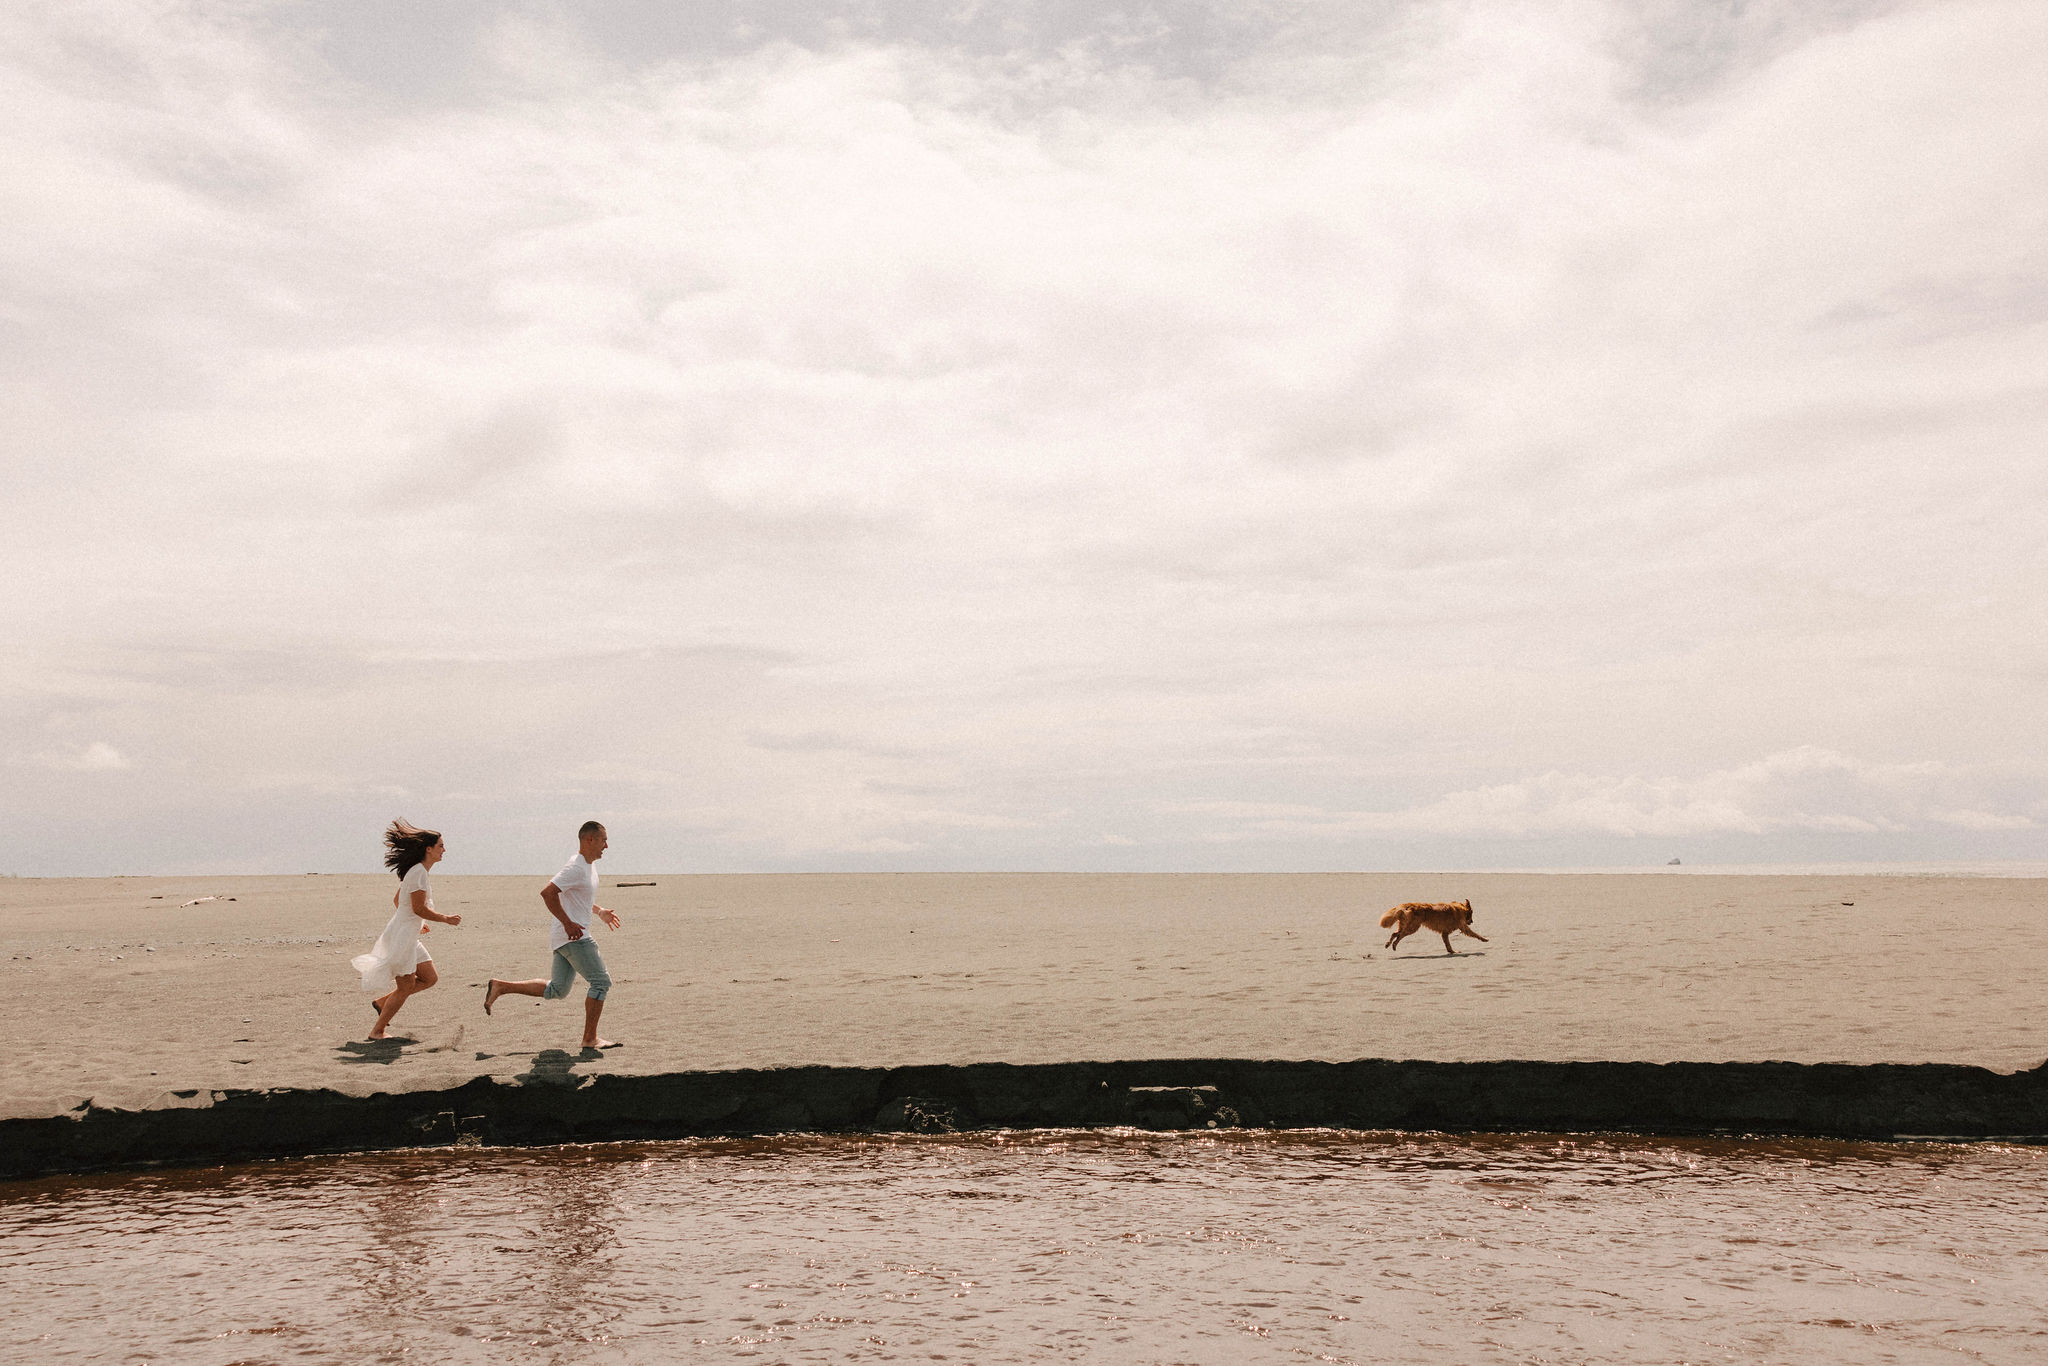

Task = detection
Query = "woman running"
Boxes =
[352,819,461,1039]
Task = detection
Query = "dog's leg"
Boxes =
[1387,925,1408,952]
[1459,926,1488,942]
[1440,929,1456,954]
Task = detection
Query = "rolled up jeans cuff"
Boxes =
[543,938,611,1001]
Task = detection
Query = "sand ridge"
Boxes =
[2,871,2043,1120]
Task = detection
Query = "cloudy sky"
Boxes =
[4,0,2044,875]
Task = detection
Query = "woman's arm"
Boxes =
[410,888,461,926]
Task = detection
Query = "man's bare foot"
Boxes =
[483,981,501,1015]
[582,1038,621,1050]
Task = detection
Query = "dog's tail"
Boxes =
[1379,907,1402,928]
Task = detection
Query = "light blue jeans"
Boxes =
[543,938,611,1001]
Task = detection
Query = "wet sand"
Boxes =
[3,871,2043,1121]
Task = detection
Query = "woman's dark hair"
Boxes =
[383,819,442,879]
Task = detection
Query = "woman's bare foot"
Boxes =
[370,996,388,1014]
[583,1038,620,1050]
[483,981,501,1015]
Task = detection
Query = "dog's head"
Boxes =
[1458,898,1473,919]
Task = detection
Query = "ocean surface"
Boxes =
[1479,863,2048,878]
[1478,862,2048,878]
[5,1129,2043,1365]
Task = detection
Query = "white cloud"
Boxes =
[1,1,2044,872]
[28,741,130,772]
[1178,748,2040,841]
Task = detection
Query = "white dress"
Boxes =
[352,864,435,994]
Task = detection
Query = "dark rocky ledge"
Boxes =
[7,1057,2047,1180]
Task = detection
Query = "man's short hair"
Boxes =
[578,820,606,839]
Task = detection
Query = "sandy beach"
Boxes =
[3,871,2043,1122]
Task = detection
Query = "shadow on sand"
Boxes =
[1384,950,1490,962]
[335,1038,415,1065]
[515,1048,599,1088]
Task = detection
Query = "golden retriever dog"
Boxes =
[1379,899,1488,954]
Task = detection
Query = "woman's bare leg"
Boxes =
[372,962,438,1022]
[370,971,420,1038]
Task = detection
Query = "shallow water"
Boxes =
[4,1131,2044,1364]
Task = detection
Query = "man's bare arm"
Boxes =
[541,882,584,940]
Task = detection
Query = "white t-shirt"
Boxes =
[547,853,598,950]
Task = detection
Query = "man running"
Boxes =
[484,820,622,1050]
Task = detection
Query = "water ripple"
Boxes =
[3,1131,2044,1363]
